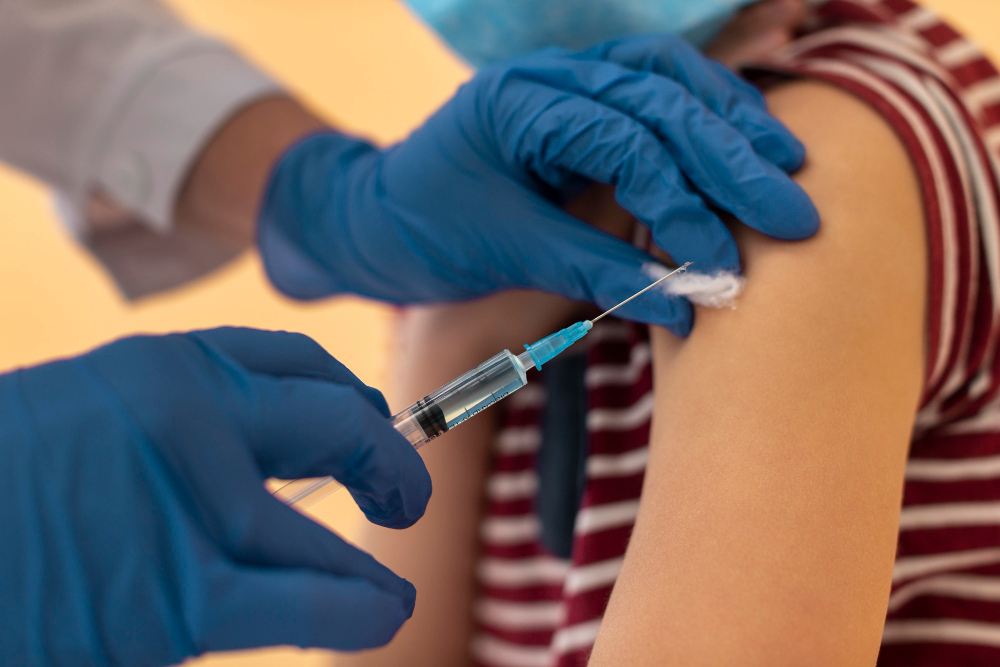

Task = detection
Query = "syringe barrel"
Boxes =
[392,349,528,448]
[273,349,529,508]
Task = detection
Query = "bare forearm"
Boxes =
[173,96,328,248]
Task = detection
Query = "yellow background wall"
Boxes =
[0,1,995,665]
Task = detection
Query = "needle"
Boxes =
[590,262,692,324]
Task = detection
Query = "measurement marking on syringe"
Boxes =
[463,390,512,421]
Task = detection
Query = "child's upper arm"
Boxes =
[589,80,928,665]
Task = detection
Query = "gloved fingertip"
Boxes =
[379,598,413,646]
[653,238,741,277]
[800,198,822,238]
[400,474,433,528]
[741,165,820,242]
[767,181,821,241]
[657,297,694,338]
[355,460,431,530]
[336,581,413,650]
[639,304,693,338]
[654,321,690,339]
[369,570,416,618]
[398,463,432,529]
[652,310,694,338]
[362,509,420,531]
[400,579,417,618]
[610,280,694,336]
[360,385,392,418]
[753,131,807,173]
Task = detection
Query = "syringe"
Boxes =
[272,262,691,508]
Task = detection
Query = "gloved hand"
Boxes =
[259,34,818,336]
[0,328,431,666]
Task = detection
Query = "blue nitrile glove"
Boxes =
[260,34,819,337]
[0,327,431,666]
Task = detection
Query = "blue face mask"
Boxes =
[405,0,758,68]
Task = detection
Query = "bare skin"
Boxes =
[172,96,327,249]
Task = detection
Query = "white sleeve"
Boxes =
[0,0,283,296]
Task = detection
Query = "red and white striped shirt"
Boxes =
[472,1,1000,665]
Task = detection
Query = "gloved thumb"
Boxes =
[197,562,414,653]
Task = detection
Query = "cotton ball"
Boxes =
[642,263,745,309]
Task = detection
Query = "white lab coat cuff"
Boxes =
[63,34,282,236]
